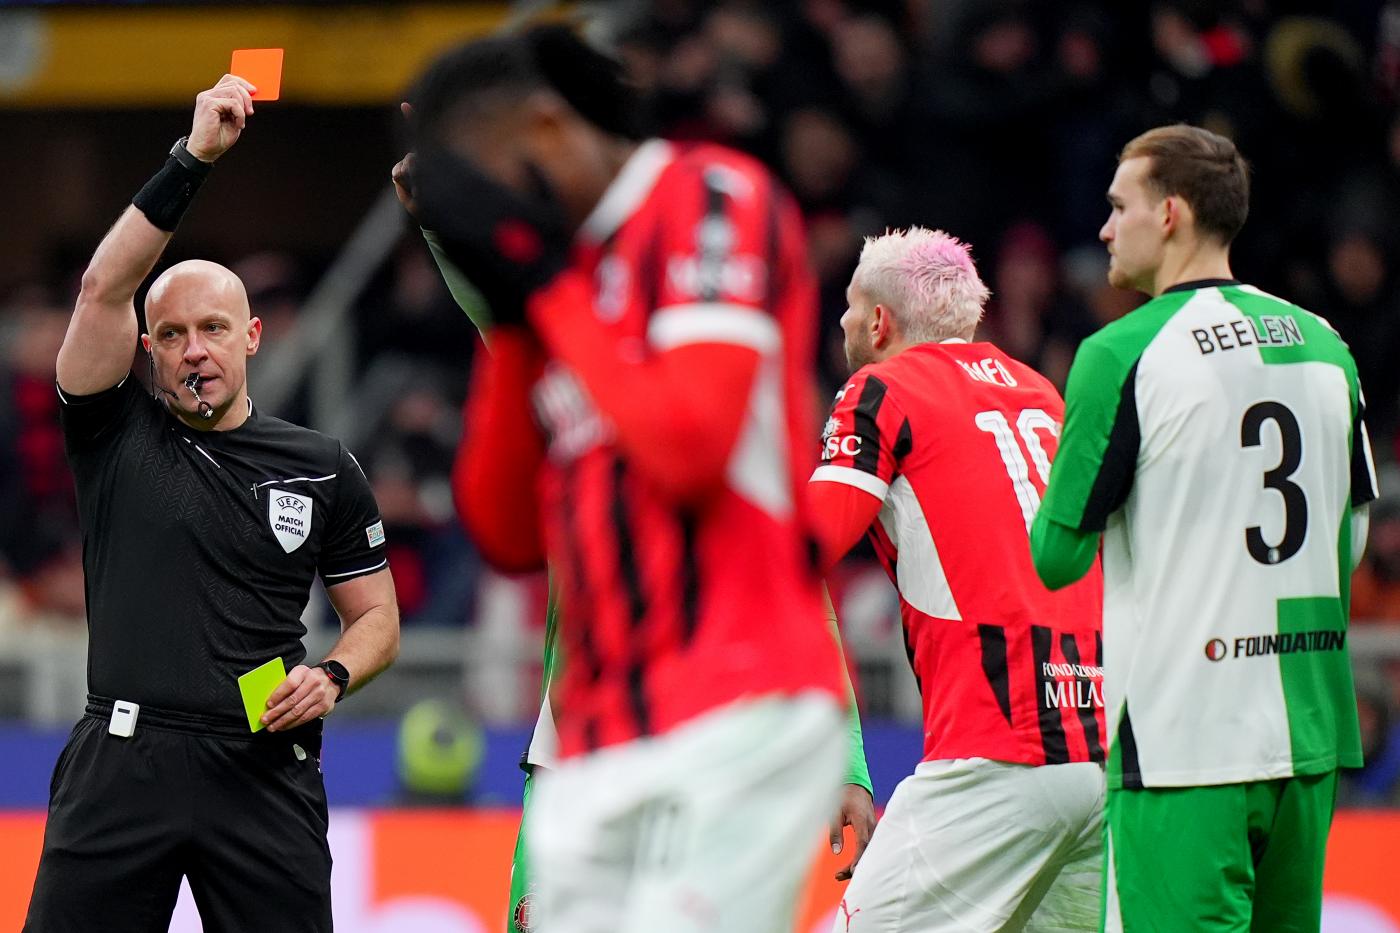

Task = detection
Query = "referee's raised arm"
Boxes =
[28,75,405,933]
[57,75,255,396]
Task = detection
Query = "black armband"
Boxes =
[132,139,212,232]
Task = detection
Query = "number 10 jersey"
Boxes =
[1040,280,1378,788]
[815,340,1105,767]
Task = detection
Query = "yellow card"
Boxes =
[238,657,286,732]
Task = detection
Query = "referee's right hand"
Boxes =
[186,74,257,164]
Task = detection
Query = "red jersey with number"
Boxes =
[813,341,1105,765]
[535,140,843,758]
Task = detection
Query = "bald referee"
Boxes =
[23,75,400,933]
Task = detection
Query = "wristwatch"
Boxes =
[316,660,351,702]
[170,136,214,176]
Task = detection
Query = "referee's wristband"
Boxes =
[132,138,212,232]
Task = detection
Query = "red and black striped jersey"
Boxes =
[813,341,1106,766]
[534,140,843,757]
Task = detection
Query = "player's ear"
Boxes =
[872,304,894,348]
[527,90,571,143]
[530,97,602,207]
[246,317,262,356]
[140,333,152,353]
[1162,196,1179,238]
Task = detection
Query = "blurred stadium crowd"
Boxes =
[3,0,1400,805]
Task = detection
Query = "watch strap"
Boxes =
[170,136,214,176]
[316,660,350,702]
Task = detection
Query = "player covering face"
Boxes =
[404,26,856,933]
[810,228,1107,932]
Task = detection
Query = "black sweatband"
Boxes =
[132,155,209,232]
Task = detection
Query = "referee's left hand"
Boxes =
[263,665,337,732]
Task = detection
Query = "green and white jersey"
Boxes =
[1040,280,1377,789]
[524,582,562,771]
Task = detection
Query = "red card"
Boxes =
[230,48,284,101]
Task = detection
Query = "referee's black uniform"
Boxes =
[24,373,388,933]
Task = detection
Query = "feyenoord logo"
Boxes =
[268,490,313,553]
[512,893,535,933]
[1204,638,1228,662]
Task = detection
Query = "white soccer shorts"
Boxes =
[833,757,1105,933]
[528,691,844,933]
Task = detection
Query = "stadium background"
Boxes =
[1,0,1399,929]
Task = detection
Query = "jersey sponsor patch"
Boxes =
[269,489,313,553]
[533,364,611,464]
[365,520,385,548]
[823,433,863,461]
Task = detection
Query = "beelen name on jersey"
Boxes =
[1190,315,1305,355]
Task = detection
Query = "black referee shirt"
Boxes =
[58,375,388,725]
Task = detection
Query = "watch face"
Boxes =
[323,660,349,682]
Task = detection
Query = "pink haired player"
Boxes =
[809,228,1106,931]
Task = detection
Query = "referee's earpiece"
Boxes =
[148,351,177,405]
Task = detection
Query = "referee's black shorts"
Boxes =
[24,697,332,933]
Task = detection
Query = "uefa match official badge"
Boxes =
[268,490,313,553]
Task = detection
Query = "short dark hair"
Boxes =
[1120,125,1250,245]
[410,24,645,142]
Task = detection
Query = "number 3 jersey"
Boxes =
[815,340,1105,767]
[1040,280,1378,788]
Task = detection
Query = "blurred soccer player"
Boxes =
[1033,125,1377,931]
[810,228,1106,931]
[403,26,852,932]
[394,141,877,933]
[24,76,399,933]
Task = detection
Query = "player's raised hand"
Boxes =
[392,102,420,217]
[186,74,257,163]
[829,783,876,881]
[391,153,418,215]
